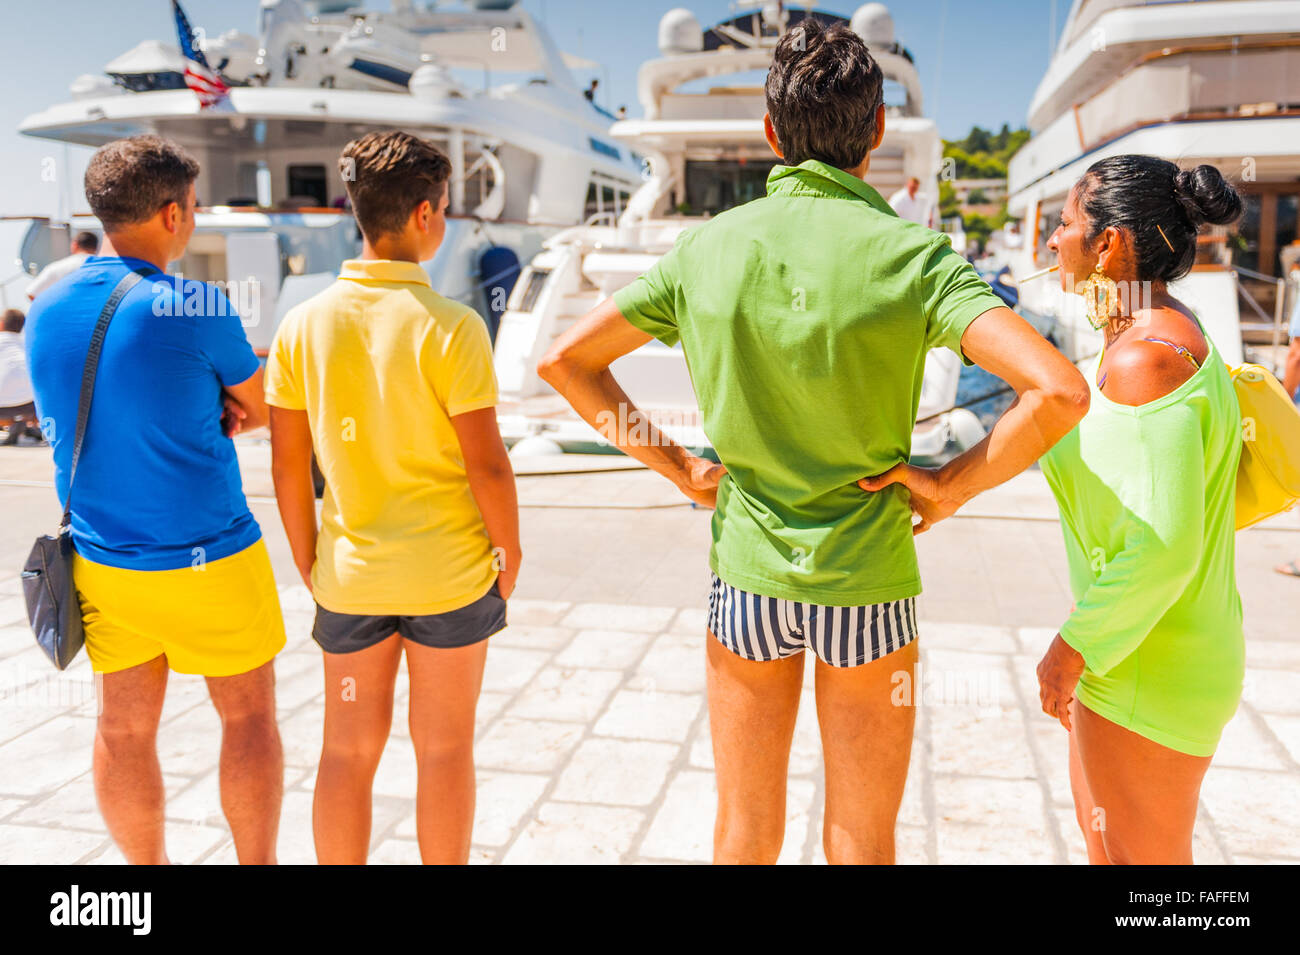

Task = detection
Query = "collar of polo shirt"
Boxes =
[766,159,898,217]
[339,259,432,286]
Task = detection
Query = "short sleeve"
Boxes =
[435,311,499,417]
[612,238,685,347]
[264,311,304,410]
[918,240,1005,364]
[192,282,260,387]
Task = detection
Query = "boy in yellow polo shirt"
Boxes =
[265,131,521,864]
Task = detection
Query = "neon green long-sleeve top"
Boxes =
[1038,340,1245,757]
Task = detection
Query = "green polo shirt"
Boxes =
[613,159,1004,606]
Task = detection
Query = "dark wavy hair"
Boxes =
[764,19,884,170]
[1075,155,1242,283]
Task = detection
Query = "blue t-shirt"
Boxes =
[26,256,262,570]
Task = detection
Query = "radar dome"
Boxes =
[659,8,703,55]
[409,63,458,100]
[851,4,895,48]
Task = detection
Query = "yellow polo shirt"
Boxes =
[265,258,499,615]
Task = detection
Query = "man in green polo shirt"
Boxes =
[539,19,1088,864]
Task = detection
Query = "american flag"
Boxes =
[173,0,229,108]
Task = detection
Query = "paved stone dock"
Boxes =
[0,444,1297,864]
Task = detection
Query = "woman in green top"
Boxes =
[1031,155,1245,865]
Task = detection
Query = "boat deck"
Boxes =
[0,440,1297,864]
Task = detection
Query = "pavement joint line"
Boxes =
[476,616,611,863]
[1239,699,1300,773]
[622,670,709,864]
[918,699,938,866]
[1002,653,1072,865]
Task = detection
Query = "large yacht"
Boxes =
[7,0,642,351]
[1006,0,1300,366]
[494,2,985,461]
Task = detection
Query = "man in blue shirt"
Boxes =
[26,135,284,864]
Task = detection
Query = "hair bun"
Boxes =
[1173,165,1242,227]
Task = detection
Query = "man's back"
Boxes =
[26,255,261,569]
[265,258,499,616]
[615,160,1002,605]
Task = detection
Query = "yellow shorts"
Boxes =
[74,539,286,676]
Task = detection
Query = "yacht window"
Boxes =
[514,268,551,312]
[684,160,776,216]
[585,182,600,220]
[287,164,328,207]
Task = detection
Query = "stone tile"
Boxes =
[0,824,108,864]
[559,603,677,634]
[933,776,1056,864]
[505,599,571,627]
[156,704,225,776]
[1244,640,1300,670]
[502,802,645,865]
[1215,709,1289,770]
[490,624,575,651]
[631,633,705,694]
[507,666,623,723]
[84,823,230,865]
[1243,667,1300,715]
[474,690,511,728]
[668,607,709,636]
[554,630,655,670]
[480,647,550,695]
[0,717,96,796]
[369,837,421,865]
[1016,627,1059,656]
[593,689,702,742]
[928,701,1037,780]
[395,770,547,847]
[1262,714,1300,766]
[372,740,417,798]
[0,796,30,821]
[1198,767,1300,858]
[476,718,585,773]
[551,738,678,806]
[920,622,1018,654]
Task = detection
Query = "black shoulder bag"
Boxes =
[22,268,151,670]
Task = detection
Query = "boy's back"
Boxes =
[265,258,499,615]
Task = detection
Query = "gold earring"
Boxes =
[1076,262,1119,330]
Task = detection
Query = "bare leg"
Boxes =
[1073,701,1212,865]
[405,639,488,864]
[1283,337,1300,399]
[706,633,804,864]
[206,660,283,864]
[94,655,169,864]
[815,640,918,865]
[1066,705,1111,865]
[313,636,402,864]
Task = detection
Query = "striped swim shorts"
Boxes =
[706,572,918,668]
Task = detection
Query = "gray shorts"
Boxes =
[312,581,507,654]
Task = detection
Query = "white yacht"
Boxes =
[7,0,642,351]
[494,2,987,461]
[1006,0,1300,367]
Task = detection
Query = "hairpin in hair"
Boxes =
[1156,224,1176,253]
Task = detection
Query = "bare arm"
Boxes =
[269,406,317,590]
[450,406,522,599]
[537,297,726,507]
[860,306,1090,532]
[222,366,271,435]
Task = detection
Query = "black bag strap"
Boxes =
[60,266,155,529]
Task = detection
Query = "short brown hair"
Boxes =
[3,309,24,333]
[84,135,199,231]
[765,19,884,170]
[339,131,452,240]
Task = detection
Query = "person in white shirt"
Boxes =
[0,309,38,445]
[888,176,931,227]
[25,230,99,301]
